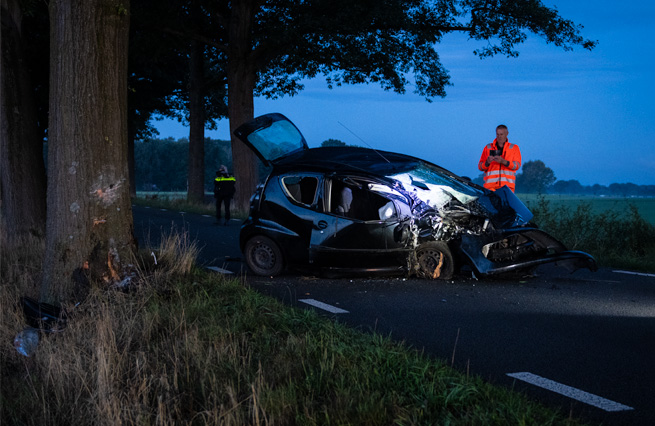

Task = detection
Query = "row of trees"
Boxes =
[135,138,232,192]
[549,181,655,197]
[510,160,655,196]
[2,0,597,305]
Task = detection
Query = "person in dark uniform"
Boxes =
[213,165,236,225]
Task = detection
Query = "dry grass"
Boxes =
[0,226,204,425]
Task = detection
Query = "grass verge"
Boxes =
[1,229,586,425]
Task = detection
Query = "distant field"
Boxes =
[136,191,192,199]
[135,192,655,225]
[518,194,655,225]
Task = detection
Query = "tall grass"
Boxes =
[1,229,586,425]
[527,197,655,272]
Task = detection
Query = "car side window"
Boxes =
[281,176,318,206]
[331,179,397,221]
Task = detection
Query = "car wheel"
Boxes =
[244,236,284,276]
[416,241,454,280]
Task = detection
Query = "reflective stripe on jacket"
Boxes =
[478,140,521,192]
[214,175,236,197]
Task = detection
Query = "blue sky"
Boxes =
[154,0,654,186]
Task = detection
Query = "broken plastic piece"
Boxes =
[14,327,39,357]
[21,296,67,332]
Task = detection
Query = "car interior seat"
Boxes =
[335,186,353,216]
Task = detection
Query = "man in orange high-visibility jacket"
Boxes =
[478,124,522,192]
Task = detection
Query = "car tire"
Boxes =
[244,235,284,276]
[416,241,454,280]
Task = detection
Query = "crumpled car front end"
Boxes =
[385,164,598,276]
[458,190,598,275]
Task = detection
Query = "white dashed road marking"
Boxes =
[507,372,633,412]
[613,270,655,278]
[299,299,349,314]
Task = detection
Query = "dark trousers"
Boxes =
[215,196,232,220]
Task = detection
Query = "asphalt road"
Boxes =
[133,205,655,426]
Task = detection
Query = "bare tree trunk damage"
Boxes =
[41,0,134,305]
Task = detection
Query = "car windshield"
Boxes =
[245,119,306,162]
[388,163,482,209]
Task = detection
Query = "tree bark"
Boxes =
[227,0,259,213]
[127,123,136,197]
[42,0,135,304]
[187,37,206,204]
[0,0,47,243]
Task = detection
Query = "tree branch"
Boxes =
[157,26,228,52]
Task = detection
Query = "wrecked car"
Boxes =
[234,113,597,279]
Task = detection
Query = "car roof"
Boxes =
[272,146,452,178]
[234,113,470,185]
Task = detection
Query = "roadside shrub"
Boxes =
[528,197,655,271]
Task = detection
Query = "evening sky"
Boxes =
[154,0,654,186]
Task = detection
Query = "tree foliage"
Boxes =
[552,179,584,195]
[195,0,598,211]
[320,139,347,147]
[129,0,228,136]
[516,160,556,194]
[249,0,597,100]
[129,0,229,201]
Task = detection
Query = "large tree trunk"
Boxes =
[41,0,134,304]
[227,0,259,214]
[187,37,205,204]
[0,0,47,242]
